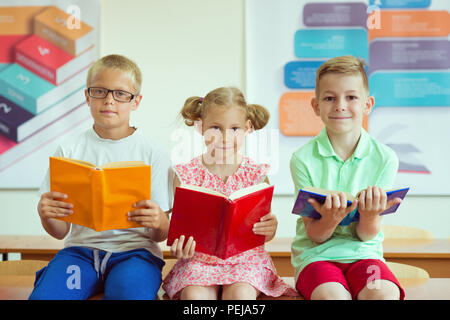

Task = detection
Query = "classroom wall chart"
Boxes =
[0,0,99,188]
[246,0,450,195]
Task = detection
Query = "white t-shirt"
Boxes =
[39,127,173,260]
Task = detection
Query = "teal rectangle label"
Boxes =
[369,0,430,9]
[294,29,368,61]
[370,72,450,107]
[0,63,54,114]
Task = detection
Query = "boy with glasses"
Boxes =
[29,54,171,300]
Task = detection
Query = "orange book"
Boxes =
[49,157,151,232]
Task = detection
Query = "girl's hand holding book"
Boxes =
[170,235,196,259]
[252,212,278,242]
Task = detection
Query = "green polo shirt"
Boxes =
[289,127,399,281]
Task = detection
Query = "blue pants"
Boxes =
[28,246,164,300]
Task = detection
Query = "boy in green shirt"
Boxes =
[290,55,405,300]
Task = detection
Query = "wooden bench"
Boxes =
[1,259,448,300]
[265,237,450,278]
[1,274,449,300]
[2,235,449,278]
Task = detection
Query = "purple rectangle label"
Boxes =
[303,2,367,28]
[0,95,34,142]
[369,40,450,73]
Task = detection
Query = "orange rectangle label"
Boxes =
[279,91,324,137]
[368,10,449,41]
[0,6,47,35]
[34,6,93,41]
[279,91,369,136]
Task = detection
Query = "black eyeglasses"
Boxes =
[87,87,136,103]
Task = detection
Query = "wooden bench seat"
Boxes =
[1,236,449,278]
[1,274,449,300]
[1,258,448,300]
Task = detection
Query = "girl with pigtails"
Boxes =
[162,86,297,300]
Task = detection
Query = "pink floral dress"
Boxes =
[162,155,298,299]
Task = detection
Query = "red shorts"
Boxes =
[296,259,405,300]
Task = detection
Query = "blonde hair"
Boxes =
[86,54,142,94]
[180,87,270,130]
[315,55,369,97]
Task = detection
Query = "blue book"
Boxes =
[0,64,87,115]
[292,186,410,226]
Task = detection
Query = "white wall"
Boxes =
[0,0,449,239]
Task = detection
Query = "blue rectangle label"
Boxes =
[284,60,325,89]
[369,0,430,9]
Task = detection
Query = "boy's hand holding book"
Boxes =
[356,186,403,241]
[307,192,358,225]
[127,199,167,230]
[38,191,74,220]
[38,191,74,240]
[128,199,170,242]
[356,186,403,220]
[292,186,409,227]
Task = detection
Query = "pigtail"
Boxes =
[247,104,270,130]
[180,96,204,126]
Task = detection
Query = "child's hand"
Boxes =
[253,212,277,242]
[128,200,167,230]
[170,235,196,259]
[357,186,402,219]
[308,192,358,224]
[38,192,73,220]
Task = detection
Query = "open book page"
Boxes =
[178,184,227,198]
[53,157,96,168]
[53,157,146,169]
[228,183,270,201]
[100,161,146,169]
[303,186,355,201]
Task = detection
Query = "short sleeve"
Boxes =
[256,163,270,184]
[150,145,172,212]
[289,152,312,196]
[375,148,399,190]
[173,163,188,184]
[37,145,64,198]
[172,157,205,186]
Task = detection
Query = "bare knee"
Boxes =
[358,280,400,300]
[180,285,219,300]
[310,282,351,300]
[222,282,258,300]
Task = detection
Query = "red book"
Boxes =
[14,34,94,85]
[167,183,274,259]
